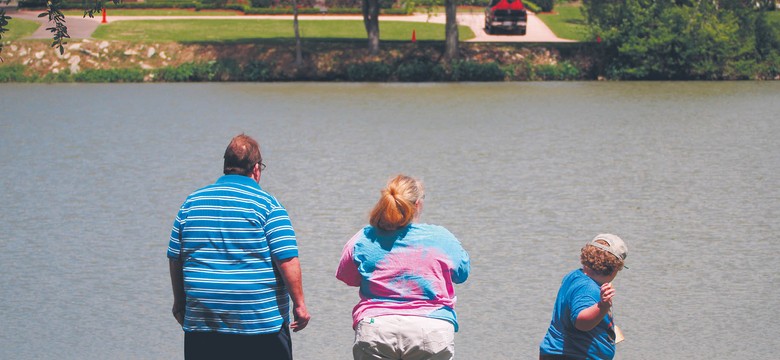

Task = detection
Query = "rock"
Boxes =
[80,49,98,57]
[69,43,82,51]
[159,51,167,60]
[124,50,139,56]
[147,47,156,58]
[10,44,17,52]
[140,62,154,70]
[99,41,110,50]
[68,55,81,73]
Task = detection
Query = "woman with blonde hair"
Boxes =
[336,175,471,360]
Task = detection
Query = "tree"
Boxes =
[363,0,381,55]
[443,0,458,61]
[293,0,303,66]
[1,4,9,61]
[582,0,779,79]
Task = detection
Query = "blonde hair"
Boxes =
[581,240,625,276]
[369,175,424,231]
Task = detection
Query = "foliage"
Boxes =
[0,9,9,60]
[525,0,554,12]
[0,64,29,81]
[531,60,581,80]
[73,68,145,82]
[445,60,506,81]
[346,61,393,81]
[155,61,219,81]
[395,58,438,81]
[582,0,780,80]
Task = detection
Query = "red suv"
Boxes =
[484,0,528,35]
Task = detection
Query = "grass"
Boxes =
[62,9,243,16]
[92,19,475,42]
[3,18,42,41]
[536,2,588,41]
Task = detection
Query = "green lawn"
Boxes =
[63,9,243,16]
[3,18,42,41]
[92,19,475,42]
[536,2,588,41]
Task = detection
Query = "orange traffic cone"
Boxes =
[412,29,416,43]
[101,7,107,24]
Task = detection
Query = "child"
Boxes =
[539,234,628,360]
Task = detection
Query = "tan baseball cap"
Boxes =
[588,233,628,268]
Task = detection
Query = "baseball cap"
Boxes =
[588,233,628,269]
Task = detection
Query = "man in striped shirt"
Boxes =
[168,134,310,359]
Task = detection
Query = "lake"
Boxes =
[1,82,778,359]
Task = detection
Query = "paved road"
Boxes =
[9,9,573,43]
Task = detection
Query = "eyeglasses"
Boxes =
[258,162,266,171]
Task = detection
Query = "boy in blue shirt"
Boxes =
[540,234,628,360]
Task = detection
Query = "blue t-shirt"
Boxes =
[540,269,616,359]
[167,175,298,335]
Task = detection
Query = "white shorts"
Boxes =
[353,315,455,360]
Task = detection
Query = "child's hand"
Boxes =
[599,282,615,309]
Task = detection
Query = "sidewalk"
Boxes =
[9,9,573,43]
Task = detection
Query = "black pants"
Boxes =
[185,326,292,360]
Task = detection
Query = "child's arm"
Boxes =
[575,282,615,331]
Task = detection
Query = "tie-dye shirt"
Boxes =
[336,223,470,331]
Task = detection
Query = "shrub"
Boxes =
[155,62,218,81]
[73,68,145,82]
[243,61,274,81]
[526,0,553,12]
[533,61,581,80]
[395,59,437,81]
[0,65,31,82]
[346,61,392,81]
[449,61,505,81]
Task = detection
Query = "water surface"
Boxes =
[1,82,778,359]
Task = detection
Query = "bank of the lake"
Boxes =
[0,39,602,82]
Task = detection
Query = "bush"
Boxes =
[73,68,145,82]
[243,61,274,81]
[154,62,217,81]
[527,0,554,13]
[346,61,392,81]
[449,61,505,81]
[395,59,437,81]
[532,61,581,80]
[0,65,31,82]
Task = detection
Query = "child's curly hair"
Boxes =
[580,240,625,276]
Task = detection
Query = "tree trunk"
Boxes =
[293,0,303,67]
[444,0,459,62]
[363,0,380,55]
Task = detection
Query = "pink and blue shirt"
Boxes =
[336,223,470,331]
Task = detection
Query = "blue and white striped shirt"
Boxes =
[167,175,298,334]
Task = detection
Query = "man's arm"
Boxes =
[276,257,311,332]
[169,259,186,326]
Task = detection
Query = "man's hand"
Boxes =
[172,302,185,326]
[599,282,615,310]
[290,304,311,332]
